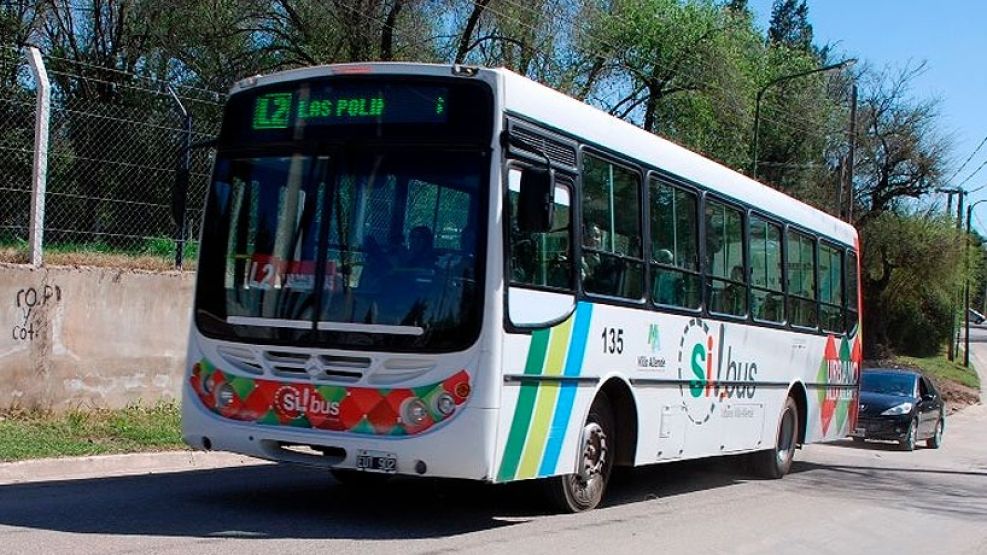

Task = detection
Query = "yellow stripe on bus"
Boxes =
[517,315,574,479]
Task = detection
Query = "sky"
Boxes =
[749,0,987,228]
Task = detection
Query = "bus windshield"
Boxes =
[194,149,486,352]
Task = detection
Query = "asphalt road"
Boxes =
[2,347,986,554]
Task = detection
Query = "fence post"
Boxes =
[167,85,191,270]
[26,47,50,267]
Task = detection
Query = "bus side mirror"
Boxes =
[517,165,555,233]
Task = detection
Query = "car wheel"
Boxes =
[900,418,918,451]
[544,393,615,513]
[926,415,944,449]
[751,396,799,479]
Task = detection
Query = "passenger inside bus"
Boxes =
[721,265,747,315]
[758,292,783,322]
[653,249,682,305]
[402,225,437,269]
[582,222,604,281]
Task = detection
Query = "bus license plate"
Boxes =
[356,450,397,473]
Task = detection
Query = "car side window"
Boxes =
[922,377,936,398]
[917,377,928,398]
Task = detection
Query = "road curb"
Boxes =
[0,450,268,486]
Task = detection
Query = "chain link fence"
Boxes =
[0,45,224,267]
[0,46,34,247]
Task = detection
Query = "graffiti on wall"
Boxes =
[12,285,61,341]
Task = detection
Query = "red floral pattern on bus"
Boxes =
[817,332,862,437]
[190,359,471,435]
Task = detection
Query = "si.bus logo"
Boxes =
[676,319,758,425]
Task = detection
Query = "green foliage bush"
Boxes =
[862,212,978,357]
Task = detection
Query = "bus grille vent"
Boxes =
[216,345,264,375]
[512,127,577,168]
[262,351,368,383]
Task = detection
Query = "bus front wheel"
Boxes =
[751,396,799,479]
[545,392,615,512]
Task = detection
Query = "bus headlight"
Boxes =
[203,373,216,395]
[402,398,429,425]
[215,383,236,408]
[434,393,456,417]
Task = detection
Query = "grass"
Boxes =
[0,402,186,462]
[0,236,197,271]
[894,350,981,390]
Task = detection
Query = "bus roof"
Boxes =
[494,67,857,247]
[231,62,857,247]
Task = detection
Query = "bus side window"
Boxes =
[846,250,859,333]
[581,154,644,299]
[819,242,844,333]
[649,178,700,309]
[750,215,784,323]
[706,198,747,317]
[508,168,573,290]
[787,230,817,328]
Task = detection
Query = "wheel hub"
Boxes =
[578,422,608,482]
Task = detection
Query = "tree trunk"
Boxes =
[379,0,404,61]
[455,0,490,64]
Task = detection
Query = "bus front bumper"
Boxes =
[182,381,497,481]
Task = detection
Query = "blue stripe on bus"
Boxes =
[538,302,593,476]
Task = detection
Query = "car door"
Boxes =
[916,377,938,438]
[921,376,943,435]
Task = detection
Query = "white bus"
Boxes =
[182,62,861,512]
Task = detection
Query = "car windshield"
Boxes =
[194,149,486,352]
[860,372,916,397]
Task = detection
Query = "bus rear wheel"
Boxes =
[751,396,799,479]
[544,393,615,513]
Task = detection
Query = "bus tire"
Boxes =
[751,396,799,479]
[544,392,615,513]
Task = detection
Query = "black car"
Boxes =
[851,369,945,450]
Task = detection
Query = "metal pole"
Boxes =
[844,83,858,222]
[750,59,856,179]
[965,205,972,367]
[26,47,50,268]
[167,86,191,270]
[751,88,764,177]
[951,191,965,361]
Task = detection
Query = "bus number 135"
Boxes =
[602,327,624,354]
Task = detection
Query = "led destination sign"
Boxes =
[251,84,449,130]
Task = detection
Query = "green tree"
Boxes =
[581,0,750,145]
[767,0,812,52]
[851,63,948,224]
[861,212,973,357]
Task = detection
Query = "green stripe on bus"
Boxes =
[497,329,551,482]
[517,317,573,479]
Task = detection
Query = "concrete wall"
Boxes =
[0,264,194,411]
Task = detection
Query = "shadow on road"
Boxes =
[827,439,913,452]
[788,459,987,521]
[0,456,750,540]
